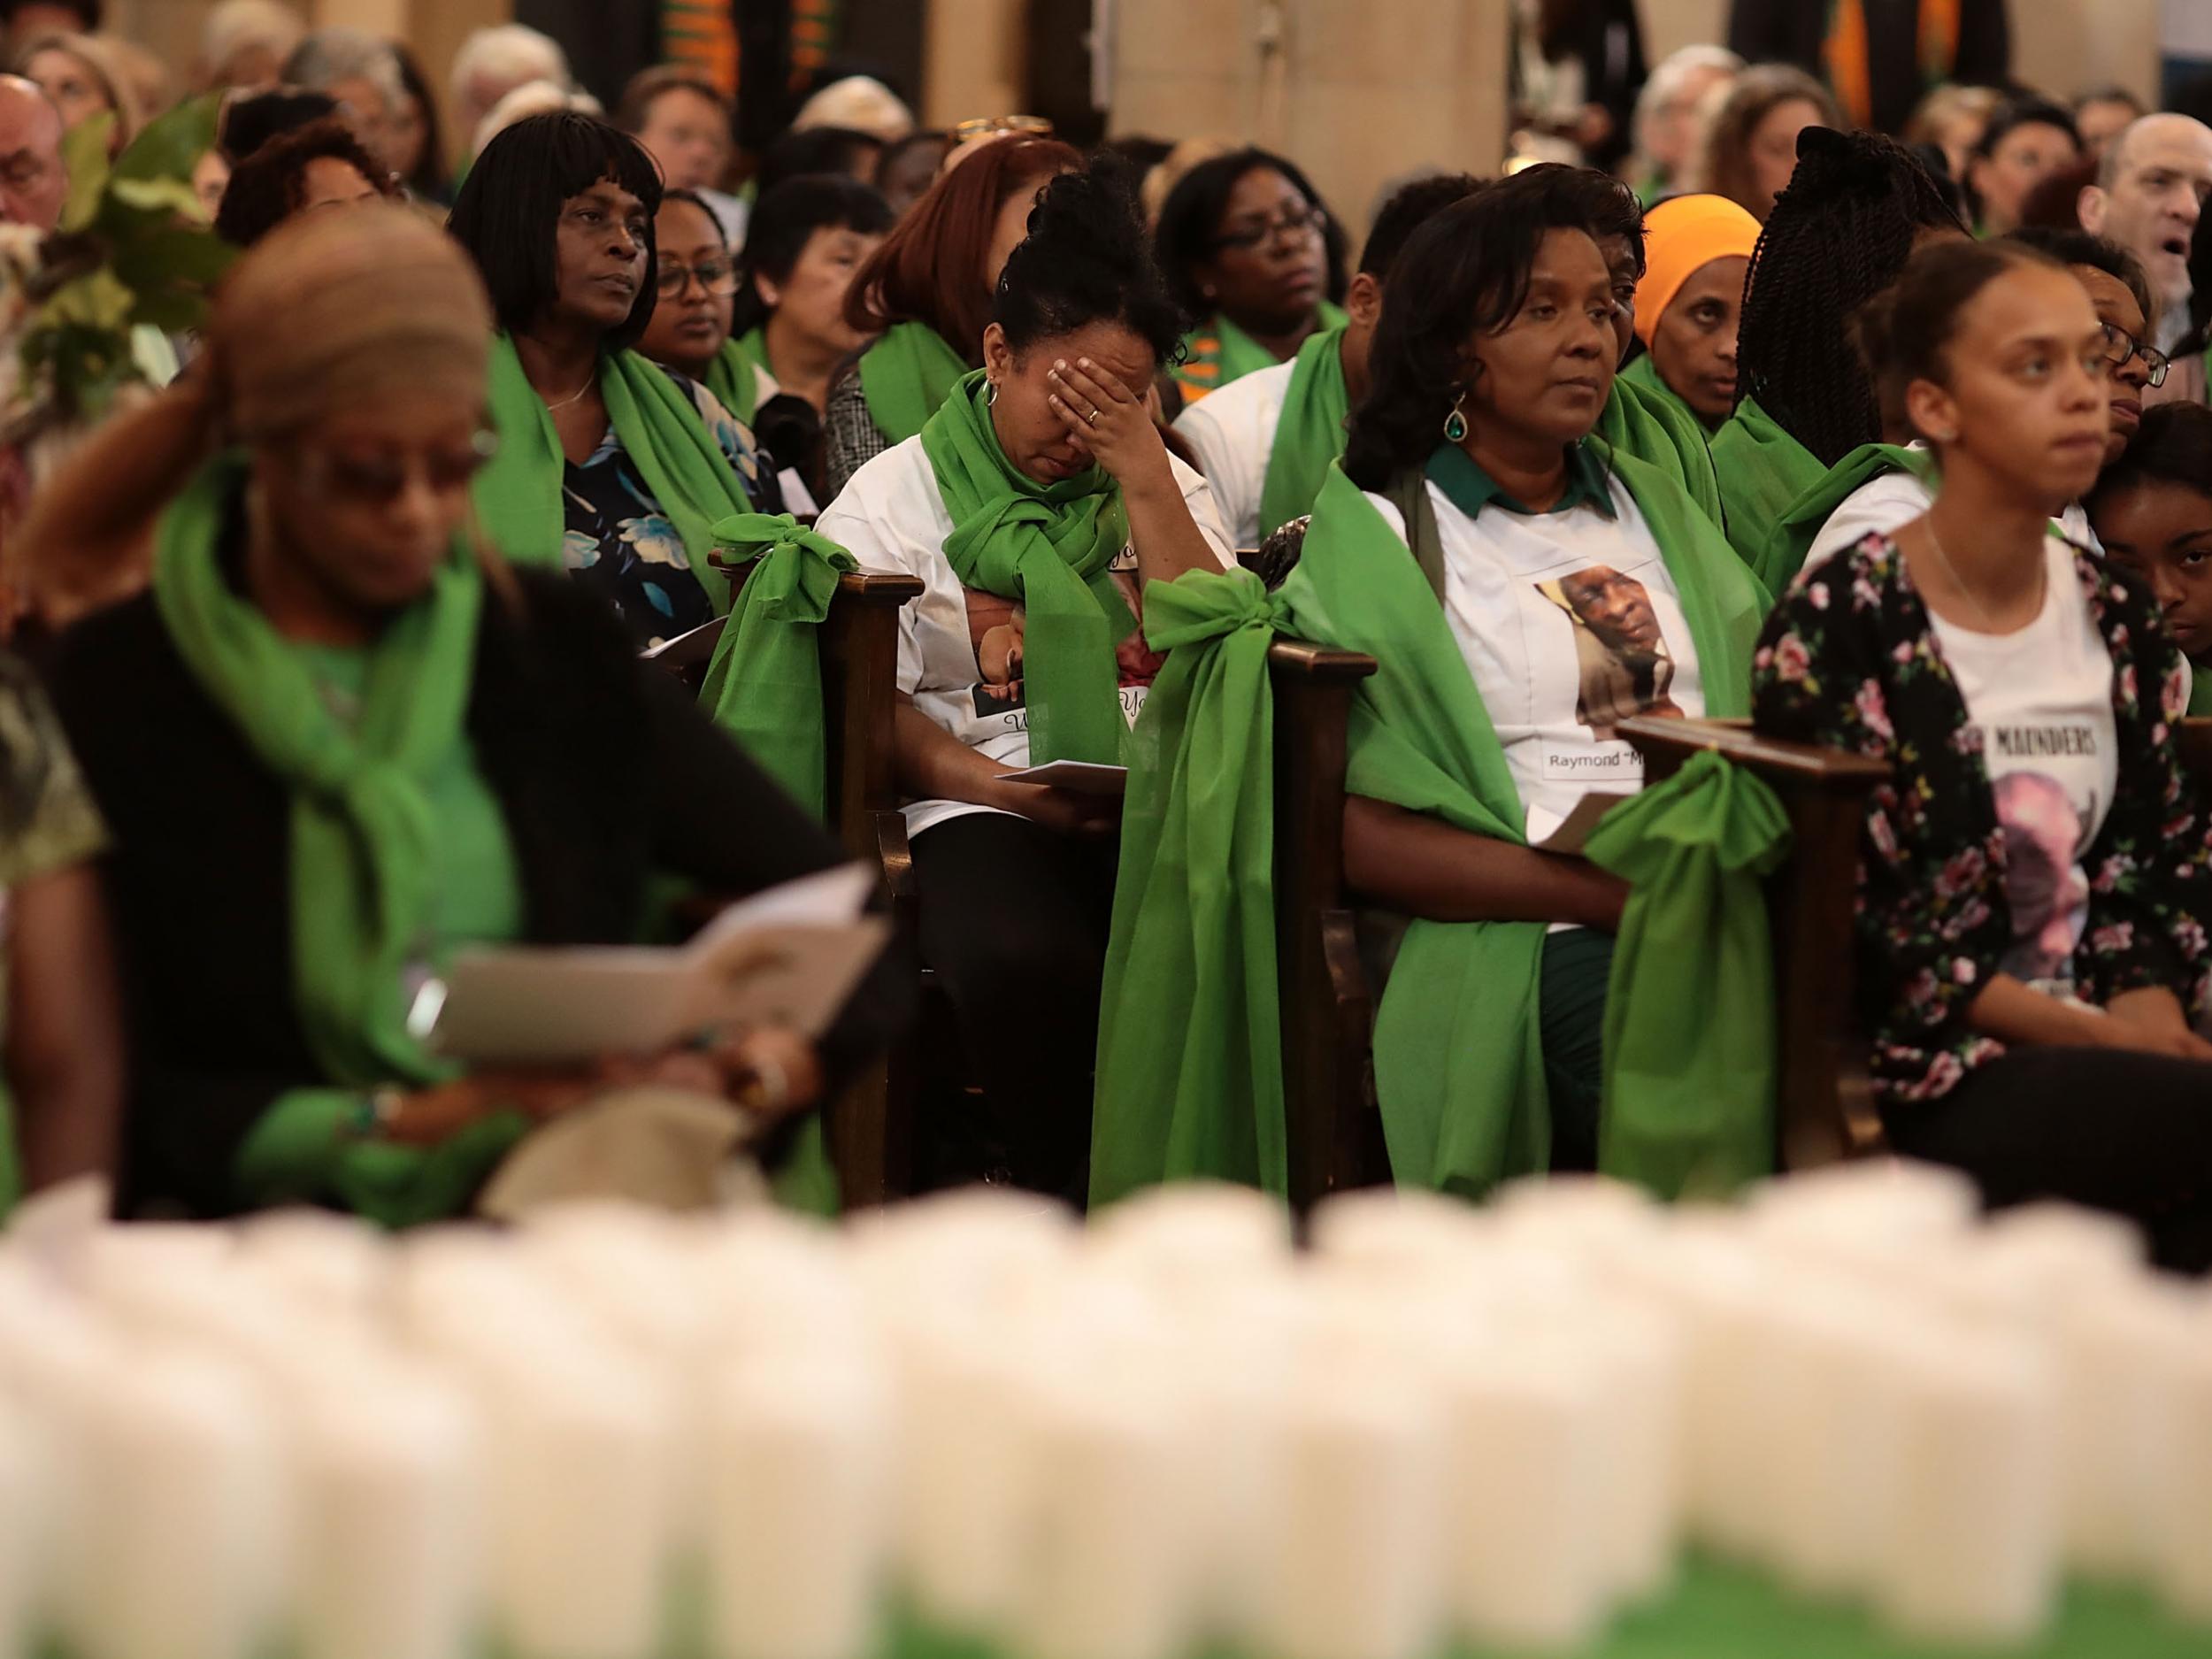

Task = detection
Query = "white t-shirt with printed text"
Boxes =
[814,436,1235,837]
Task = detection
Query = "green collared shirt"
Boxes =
[1425,442,1617,521]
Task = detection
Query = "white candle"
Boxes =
[1873,1333,2059,1646]
[73,1349,282,1659]
[0,1399,31,1659]
[705,1356,889,1659]
[2153,1320,2212,1622]
[289,1371,480,1659]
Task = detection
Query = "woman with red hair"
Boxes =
[820,132,1079,500]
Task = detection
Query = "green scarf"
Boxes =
[474,334,756,613]
[1092,450,1770,1205]
[858,321,972,445]
[1760,442,1928,595]
[153,456,477,1090]
[1256,321,1351,542]
[1709,394,1829,574]
[703,328,775,427]
[697,513,858,818]
[1621,350,1713,434]
[919,370,1134,766]
[1584,749,1790,1197]
[1597,369,1725,527]
[1175,302,1349,396]
[2191,661,2212,718]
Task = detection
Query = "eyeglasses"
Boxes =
[656,257,739,297]
[1212,202,1327,252]
[294,430,499,504]
[2099,321,2171,388]
[948,114,1055,145]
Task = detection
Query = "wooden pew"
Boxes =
[1267,678,1893,1211]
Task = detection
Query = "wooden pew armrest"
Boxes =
[1267,638,1379,685]
[835,569,925,608]
[1617,715,1890,795]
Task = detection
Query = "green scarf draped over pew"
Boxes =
[1597,365,1725,528]
[474,334,755,610]
[859,321,972,444]
[1256,320,1352,541]
[1092,450,1778,1206]
[920,370,1134,765]
[697,514,858,818]
[1709,393,1828,575]
[1759,442,1928,595]
[157,456,529,1222]
[703,327,774,426]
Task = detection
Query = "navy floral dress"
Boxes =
[1753,531,2212,1107]
[561,369,780,648]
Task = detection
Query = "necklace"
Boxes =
[543,375,596,414]
[1923,511,2041,634]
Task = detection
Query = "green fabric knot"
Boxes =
[710,512,857,618]
[1585,746,1793,1200]
[1140,565,1282,652]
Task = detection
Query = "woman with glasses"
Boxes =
[449,111,778,650]
[1154,148,1348,403]
[1780,230,2157,584]
[638,188,770,424]
[23,204,906,1222]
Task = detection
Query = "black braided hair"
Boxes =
[1737,127,1966,467]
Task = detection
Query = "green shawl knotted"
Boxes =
[697,513,858,818]
[1709,393,1829,574]
[1256,321,1351,542]
[1092,450,1772,1206]
[1759,442,1928,595]
[1597,367,1725,528]
[474,334,756,613]
[858,320,972,445]
[1175,302,1349,397]
[154,456,480,1090]
[703,327,776,427]
[919,370,1134,766]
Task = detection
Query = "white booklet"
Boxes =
[995,760,1129,795]
[415,864,888,1066]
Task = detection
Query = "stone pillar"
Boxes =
[922,0,1028,127]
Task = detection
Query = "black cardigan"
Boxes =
[49,564,912,1218]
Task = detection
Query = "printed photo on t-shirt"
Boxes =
[1992,766,2094,990]
[953,557,1163,733]
[1532,565,1685,739]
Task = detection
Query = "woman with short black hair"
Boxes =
[1153,147,1348,401]
[449,111,777,649]
[725,173,894,417]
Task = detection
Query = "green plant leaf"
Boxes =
[111,93,222,186]
[110,175,206,219]
[56,113,113,233]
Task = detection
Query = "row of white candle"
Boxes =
[0,1165,2202,1659]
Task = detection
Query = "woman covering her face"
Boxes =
[1755,239,2212,1273]
[1092,173,1769,1205]
[21,205,907,1222]
[449,111,780,651]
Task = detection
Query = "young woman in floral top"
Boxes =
[1755,238,2212,1272]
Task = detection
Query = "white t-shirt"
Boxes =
[1926,535,2118,997]
[1363,472,1706,846]
[1172,359,1294,549]
[1807,445,2099,569]
[814,436,1235,837]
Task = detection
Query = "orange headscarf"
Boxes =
[1632,194,1763,349]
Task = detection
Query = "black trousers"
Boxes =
[1886,1046,2212,1275]
[909,811,1119,1200]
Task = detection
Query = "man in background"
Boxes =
[0,73,64,232]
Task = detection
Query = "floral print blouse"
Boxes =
[1753,531,2212,1107]
[561,368,780,649]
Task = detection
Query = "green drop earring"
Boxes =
[1442,391,1469,445]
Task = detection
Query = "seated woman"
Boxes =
[0,658,120,1205]
[615,65,742,241]
[212,115,397,247]
[1624,193,1762,434]
[1171,173,1483,549]
[1755,239,2212,1274]
[1712,126,1965,586]
[449,111,778,649]
[1964,95,2081,240]
[814,166,1233,1198]
[2087,403,2212,716]
[1154,148,1348,403]
[16,30,138,157]
[1093,173,1768,1205]
[27,205,905,1223]
[823,132,1079,500]
[1697,64,1839,223]
[1786,228,2156,580]
[723,174,894,419]
[637,188,760,421]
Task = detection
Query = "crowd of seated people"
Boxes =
[3,6,2212,1269]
